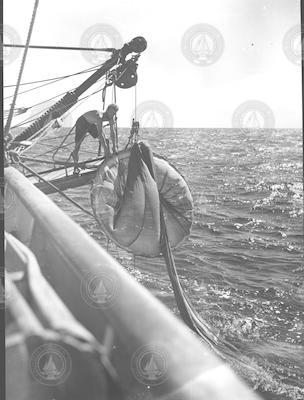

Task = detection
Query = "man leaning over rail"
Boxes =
[69,103,119,174]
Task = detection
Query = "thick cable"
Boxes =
[4,0,40,137]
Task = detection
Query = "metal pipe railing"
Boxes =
[4,166,261,400]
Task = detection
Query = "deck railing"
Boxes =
[5,166,261,400]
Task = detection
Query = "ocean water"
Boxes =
[45,128,303,400]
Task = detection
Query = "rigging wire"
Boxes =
[19,161,95,218]
[4,64,100,88]
[5,72,83,100]
[10,77,106,129]
[4,0,40,137]
[7,52,115,129]
[50,81,109,160]
[134,84,137,120]
[24,138,98,160]
[112,81,117,104]
[112,83,119,147]
[17,80,109,161]
[9,53,117,162]
[63,79,107,120]
[9,88,78,128]
[3,43,115,53]
[4,65,101,100]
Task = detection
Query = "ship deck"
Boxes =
[26,160,102,194]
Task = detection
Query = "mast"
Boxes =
[8,37,147,149]
[4,0,40,139]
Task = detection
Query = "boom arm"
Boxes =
[8,37,147,149]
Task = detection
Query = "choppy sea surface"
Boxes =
[46,128,303,400]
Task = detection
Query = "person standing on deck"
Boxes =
[70,103,119,173]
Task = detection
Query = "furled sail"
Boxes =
[91,142,193,257]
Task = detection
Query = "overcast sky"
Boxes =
[3,0,302,128]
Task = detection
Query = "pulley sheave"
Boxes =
[115,60,138,89]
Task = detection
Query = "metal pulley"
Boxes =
[114,60,138,89]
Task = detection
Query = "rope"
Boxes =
[4,65,99,99]
[137,142,240,359]
[4,77,73,101]
[10,78,106,130]
[19,161,95,218]
[9,88,77,128]
[134,84,137,120]
[112,84,119,149]
[112,82,117,104]
[24,143,97,160]
[4,0,40,137]
[52,122,77,162]
[4,65,98,88]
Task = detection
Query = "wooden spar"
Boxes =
[20,156,75,166]
[3,43,115,52]
[31,167,97,194]
[9,37,147,148]
[74,37,147,97]
[20,155,104,167]
[19,155,105,193]
[20,162,95,216]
